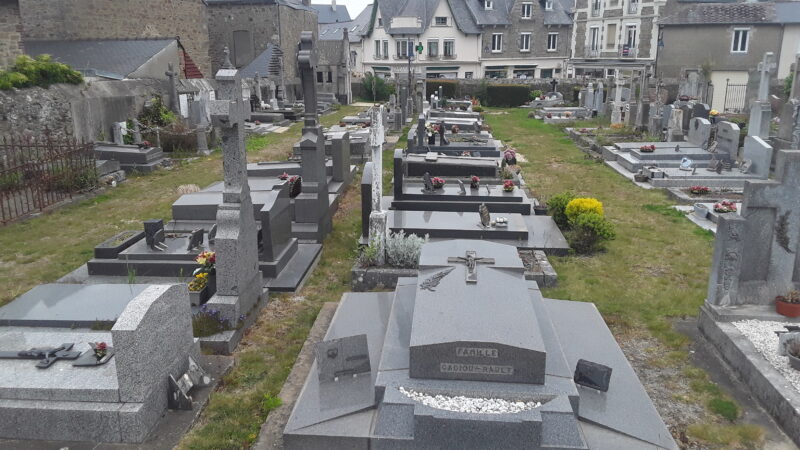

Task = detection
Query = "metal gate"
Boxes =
[0,132,96,224]
[723,79,747,113]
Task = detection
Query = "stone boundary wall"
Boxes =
[0,79,168,141]
[0,0,23,69]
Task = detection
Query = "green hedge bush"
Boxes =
[362,73,395,101]
[547,191,576,229]
[0,55,83,90]
[426,79,457,99]
[486,84,531,107]
[566,212,616,254]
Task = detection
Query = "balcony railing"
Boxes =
[373,54,389,60]
[627,1,638,13]
[427,54,440,60]
[590,5,601,16]
[585,49,600,58]
[442,53,457,60]
[619,47,637,58]
[394,54,415,60]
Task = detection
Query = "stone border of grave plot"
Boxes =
[698,306,800,447]
[519,250,558,288]
[666,187,744,204]
[198,291,269,355]
[252,302,338,450]
[351,266,418,291]
[93,230,145,259]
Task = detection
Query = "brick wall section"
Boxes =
[0,0,23,69]
[18,0,210,77]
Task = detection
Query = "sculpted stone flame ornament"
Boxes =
[420,267,454,291]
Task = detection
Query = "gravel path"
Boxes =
[733,319,800,394]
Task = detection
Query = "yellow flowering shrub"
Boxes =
[565,198,604,223]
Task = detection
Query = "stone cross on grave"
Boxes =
[708,150,800,306]
[549,78,558,94]
[207,47,262,302]
[756,52,776,102]
[611,79,625,124]
[165,62,180,114]
[447,250,496,284]
[749,52,776,139]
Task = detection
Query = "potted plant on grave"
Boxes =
[639,144,656,153]
[503,180,515,192]
[451,125,460,134]
[787,340,800,370]
[709,109,719,124]
[288,175,302,198]
[713,200,737,213]
[188,251,216,305]
[690,185,711,196]
[137,140,151,149]
[776,291,800,317]
[470,175,480,190]
[546,113,553,119]
[431,177,445,189]
[278,172,290,180]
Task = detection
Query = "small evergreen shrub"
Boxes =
[472,105,483,113]
[567,212,616,254]
[138,97,175,127]
[425,80,457,99]
[386,230,427,268]
[547,191,576,229]
[565,197,604,223]
[530,90,543,99]
[362,73,394,101]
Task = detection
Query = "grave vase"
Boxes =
[693,203,709,219]
[776,299,800,318]
[189,273,216,306]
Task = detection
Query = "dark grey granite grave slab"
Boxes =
[264,243,322,292]
[388,210,529,240]
[283,240,676,449]
[247,160,334,178]
[399,184,526,203]
[0,284,149,327]
[171,191,277,222]
[405,153,498,177]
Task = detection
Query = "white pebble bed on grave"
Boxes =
[399,387,541,414]
[732,319,800,393]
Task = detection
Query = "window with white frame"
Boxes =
[545,0,553,10]
[731,28,749,53]
[428,39,439,56]
[589,27,600,51]
[375,40,381,58]
[491,33,503,52]
[435,16,448,26]
[520,33,531,52]
[396,39,413,58]
[485,0,493,10]
[465,72,473,79]
[378,17,383,27]
[547,32,558,51]
[382,40,389,58]
[521,2,533,18]
[443,39,455,56]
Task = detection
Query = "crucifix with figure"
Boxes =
[447,250,495,283]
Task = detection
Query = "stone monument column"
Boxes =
[207,47,263,319]
[295,31,332,240]
[165,63,180,114]
[748,52,775,139]
[368,106,387,264]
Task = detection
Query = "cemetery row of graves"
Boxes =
[0,41,798,449]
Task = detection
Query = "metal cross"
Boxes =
[0,343,82,369]
[447,250,495,284]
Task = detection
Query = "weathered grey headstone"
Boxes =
[742,135,773,179]
[368,105,387,265]
[687,117,711,148]
[165,62,180,114]
[112,122,126,145]
[478,203,490,228]
[692,103,710,120]
[593,82,605,116]
[457,179,466,195]
[716,121,741,161]
[416,114,426,150]
[707,150,800,306]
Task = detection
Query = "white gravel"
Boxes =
[399,387,541,414]
[732,319,800,393]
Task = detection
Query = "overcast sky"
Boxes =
[318,0,372,20]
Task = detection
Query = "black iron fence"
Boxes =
[0,132,96,224]
[723,80,747,114]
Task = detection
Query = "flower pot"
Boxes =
[533,206,548,216]
[189,285,210,306]
[428,135,436,145]
[776,300,800,317]
[633,174,649,182]
[694,203,709,219]
[789,353,800,371]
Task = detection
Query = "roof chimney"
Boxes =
[332,0,336,11]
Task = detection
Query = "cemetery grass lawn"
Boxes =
[485,109,765,447]
[0,106,362,308]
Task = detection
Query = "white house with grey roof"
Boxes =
[354,0,573,80]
